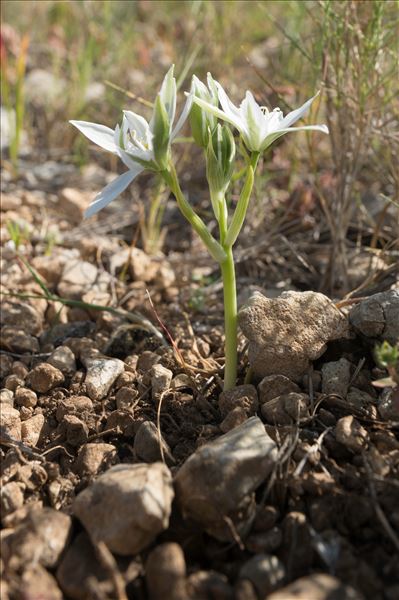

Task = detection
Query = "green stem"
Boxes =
[220,246,237,391]
[161,165,226,264]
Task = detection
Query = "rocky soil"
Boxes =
[1,162,399,600]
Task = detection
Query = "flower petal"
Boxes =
[159,65,177,125]
[260,124,329,151]
[215,81,243,122]
[241,91,264,150]
[84,168,142,218]
[279,92,320,128]
[190,94,245,134]
[69,121,118,154]
[122,110,152,141]
[171,93,194,140]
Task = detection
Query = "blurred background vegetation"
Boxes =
[2,0,398,293]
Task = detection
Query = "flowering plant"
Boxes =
[71,67,328,390]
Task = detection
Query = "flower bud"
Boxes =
[189,74,218,148]
[152,94,171,170]
[206,124,235,220]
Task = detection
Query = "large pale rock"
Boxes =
[174,417,277,541]
[349,290,399,344]
[0,403,22,441]
[73,463,174,555]
[239,291,348,381]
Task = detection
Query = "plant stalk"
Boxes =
[220,246,237,390]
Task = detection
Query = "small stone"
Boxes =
[0,353,13,378]
[63,415,89,447]
[26,363,64,393]
[14,387,38,408]
[48,345,76,376]
[175,417,278,541]
[235,579,258,600]
[218,384,258,418]
[74,443,118,478]
[378,388,399,421]
[335,416,369,453]
[1,482,24,518]
[82,353,124,400]
[322,358,352,397]
[3,374,24,392]
[266,574,362,600]
[21,413,45,446]
[57,260,99,300]
[115,385,138,409]
[0,326,40,353]
[137,350,161,373]
[258,375,300,404]
[11,361,29,379]
[0,388,14,406]
[56,395,93,421]
[73,463,174,555]
[134,421,175,465]
[31,254,64,287]
[151,364,173,402]
[186,570,233,600]
[281,512,313,574]
[0,301,43,335]
[0,403,21,441]
[7,507,72,569]
[261,393,310,425]
[239,554,285,598]
[349,290,399,344]
[59,187,91,223]
[56,532,107,600]
[145,543,187,600]
[20,565,63,600]
[246,527,283,554]
[239,291,349,381]
[220,406,248,432]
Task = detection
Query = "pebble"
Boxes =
[261,393,310,425]
[26,363,65,393]
[21,413,45,446]
[20,565,63,600]
[246,527,283,554]
[57,260,99,300]
[0,353,13,378]
[218,384,258,418]
[3,373,24,392]
[258,375,300,404]
[56,532,107,599]
[145,543,187,600]
[134,420,175,465]
[115,385,138,409]
[74,443,118,478]
[59,187,91,223]
[239,291,349,381]
[1,482,25,519]
[56,395,93,421]
[7,507,72,569]
[335,416,369,453]
[266,573,362,600]
[175,417,278,541]
[0,403,22,441]
[151,363,173,403]
[220,406,248,432]
[378,388,399,421]
[1,326,40,353]
[14,387,38,408]
[48,345,77,376]
[0,301,43,335]
[137,350,161,373]
[82,353,125,400]
[63,415,89,447]
[73,463,174,555]
[321,358,352,396]
[186,570,232,600]
[0,388,14,406]
[349,290,399,344]
[239,554,285,598]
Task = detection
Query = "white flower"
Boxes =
[70,66,192,217]
[191,77,329,152]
